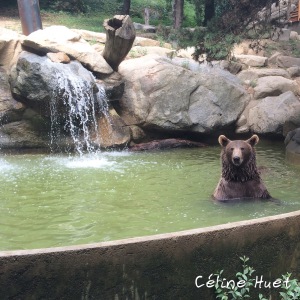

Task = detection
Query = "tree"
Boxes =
[190,0,280,62]
[39,0,87,13]
[122,0,131,15]
[173,0,184,29]
[203,0,214,26]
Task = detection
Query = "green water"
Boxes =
[0,140,299,251]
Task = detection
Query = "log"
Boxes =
[129,139,207,151]
[102,15,136,71]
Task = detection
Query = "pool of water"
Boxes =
[0,140,299,250]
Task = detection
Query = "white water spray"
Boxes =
[50,69,109,155]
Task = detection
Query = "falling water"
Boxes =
[50,70,109,155]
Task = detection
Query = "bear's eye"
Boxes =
[230,147,234,151]
[241,147,244,151]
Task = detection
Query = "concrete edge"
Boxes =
[1,210,299,257]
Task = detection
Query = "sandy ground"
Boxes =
[0,8,54,34]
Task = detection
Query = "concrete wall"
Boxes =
[0,211,299,300]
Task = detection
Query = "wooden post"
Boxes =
[102,15,136,72]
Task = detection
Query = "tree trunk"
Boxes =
[203,0,215,26]
[144,7,150,25]
[102,15,136,72]
[122,0,131,15]
[286,0,292,21]
[172,0,184,29]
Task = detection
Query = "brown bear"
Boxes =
[213,134,271,201]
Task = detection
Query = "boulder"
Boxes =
[22,26,113,75]
[248,91,300,135]
[0,67,25,124]
[276,55,300,68]
[234,54,268,67]
[127,46,173,59]
[287,66,300,78]
[0,28,23,71]
[232,40,267,56]
[238,68,290,82]
[134,37,172,49]
[285,128,300,164]
[129,125,146,143]
[253,76,298,99]
[10,51,97,117]
[0,120,49,149]
[272,28,291,41]
[176,47,195,59]
[118,55,250,134]
[219,60,243,75]
[96,72,125,102]
[46,52,71,64]
[95,107,131,148]
[290,31,300,40]
[71,29,106,44]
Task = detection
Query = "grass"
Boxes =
[264,39,300,58]
[40,11,111,32]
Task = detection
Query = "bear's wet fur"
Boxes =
[213,134,271,201]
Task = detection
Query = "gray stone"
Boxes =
[0,120,49,149]
[219,60,243,75]
[118,55,249,134]
[272,28,291,41]
[268,51,282,65]
[285,128,300,164]
[238,68,290,82]
[130,125,146,143]
[96,107,131,148]
[287,66,300,78]
[0,28,23,71]
[276,55,300,68]
[0,67,24,125]
[253,76,298,99]
[290,31,300,40]
[248,91,300,135]
[22,26,113,75]
[71,29,106,44]
[235,54,268,67]
[10,51,97,118]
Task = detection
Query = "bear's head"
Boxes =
[218,134,259,167]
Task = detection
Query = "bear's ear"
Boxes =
[246,134,259,147]
[218,135,231,147]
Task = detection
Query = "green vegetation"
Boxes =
[1,0,295,61]
[214,256,300,300]
[39,10,111,32]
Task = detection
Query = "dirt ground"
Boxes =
[0,7,55,33]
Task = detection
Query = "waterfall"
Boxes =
[50,69,109,155]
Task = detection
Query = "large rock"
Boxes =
[71,29,106,44]
[22,26,113,75]
[248,91,300,135]
[9,51,129,149]
[253,76,298,99]
[134,37,172,49]
[0,28,23,71]
[0,120,49,149]
[118,55,250,134]
[238,68,290,82]
[0,67,25,124]
[285,128,300,164]
[235,54,268,67]
[10,51,97,117]
[276,55,300,68]
[96,107,131,148]
[127,46,173,59]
